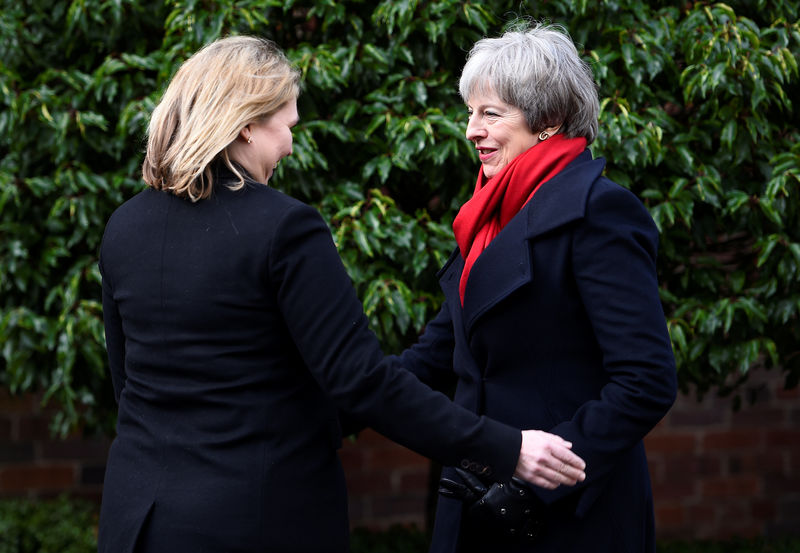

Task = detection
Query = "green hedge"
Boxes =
[1,1,799,435]
[0,496,97,553]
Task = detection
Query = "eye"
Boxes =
[485,110,499,118]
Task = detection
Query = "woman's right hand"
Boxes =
[514,430,586,489]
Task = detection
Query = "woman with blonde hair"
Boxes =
[97,35,586,553]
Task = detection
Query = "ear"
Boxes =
[544,124,562,135]
[238,125,251,143]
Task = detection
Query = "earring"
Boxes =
[247,136,252,144]
[538,131,549,141]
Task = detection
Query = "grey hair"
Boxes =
[459,21,599,144]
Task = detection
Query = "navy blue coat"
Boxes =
[398,151,677,552]
[97,168,521,553]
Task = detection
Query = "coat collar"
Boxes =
[439,151,606,336]
[523,150,605,239]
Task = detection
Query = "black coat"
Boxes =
[97,170,520,553]
[398,151,678,552]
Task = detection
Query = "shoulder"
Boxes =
[102,187,159,238]
[584,176,658,235]
[213,181,327,235]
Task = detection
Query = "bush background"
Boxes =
[1,0,799,438]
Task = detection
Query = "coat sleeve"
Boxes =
[395,301,459,393]
[537,179,677,507]
[269,202,521,481]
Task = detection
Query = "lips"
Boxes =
[477,147,497,162]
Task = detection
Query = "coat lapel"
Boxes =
[458,151,606,336]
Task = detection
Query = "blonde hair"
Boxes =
[142,36,300,201]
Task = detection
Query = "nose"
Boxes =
[465,114,485,142]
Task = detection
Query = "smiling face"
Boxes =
[465,90,540,179]
[230,99,299,184]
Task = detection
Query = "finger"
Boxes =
[456,469,489,495]
[539,431,573,448]
[552,448,586,471]
[521,473,560,490]
[439,478,468,496]
[549,460,585,485]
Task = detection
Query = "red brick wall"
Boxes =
[646,366,800,539]
[2,366,798,539]
[0,391,109,502]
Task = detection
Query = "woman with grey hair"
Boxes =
[396,21,677,552]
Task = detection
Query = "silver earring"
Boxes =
[247,136,252,144]
[538,131,549,141]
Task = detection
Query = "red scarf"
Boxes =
[453,134,586,305]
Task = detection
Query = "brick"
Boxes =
[353,428,390,446]
[17,415,53,441]
[669,408,726,427]
[397,467,430,493]
[646,457,664,482]
[766,519,800,537]
[80,464,107,486]
[0,417,12,440]
[766,430,800,448]
[654,504,685,527]
[347,497,366,525]
[726,451,784,474]
[716,500,750,521]
[750,499,777,521]
[731,407,786,427]
[776,498,800,523]
[40,438,110,461]
[775,385,799,399]
[368,446,427,471]
[0,391,36,413]
[0,442,35,463]
[656,524,691,541]
[701,475,759,497]
[371,493,426,518]
[714,522,762,540]
[67,489,104,505]
[0,464,76,492]
[686,503,717,532]
[346,470,392,495]
[644,433,696,454]
[687,501,718,524]
[702,431,762,451]
[764,473,800,493]
[663,455,721,481]
[743,383,773,404]
[652,479,696,501]
[338,445,366,471]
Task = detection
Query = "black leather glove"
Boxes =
[439,468,545,543]
[438,467,489,503]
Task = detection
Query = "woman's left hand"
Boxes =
[515,430,586,489]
